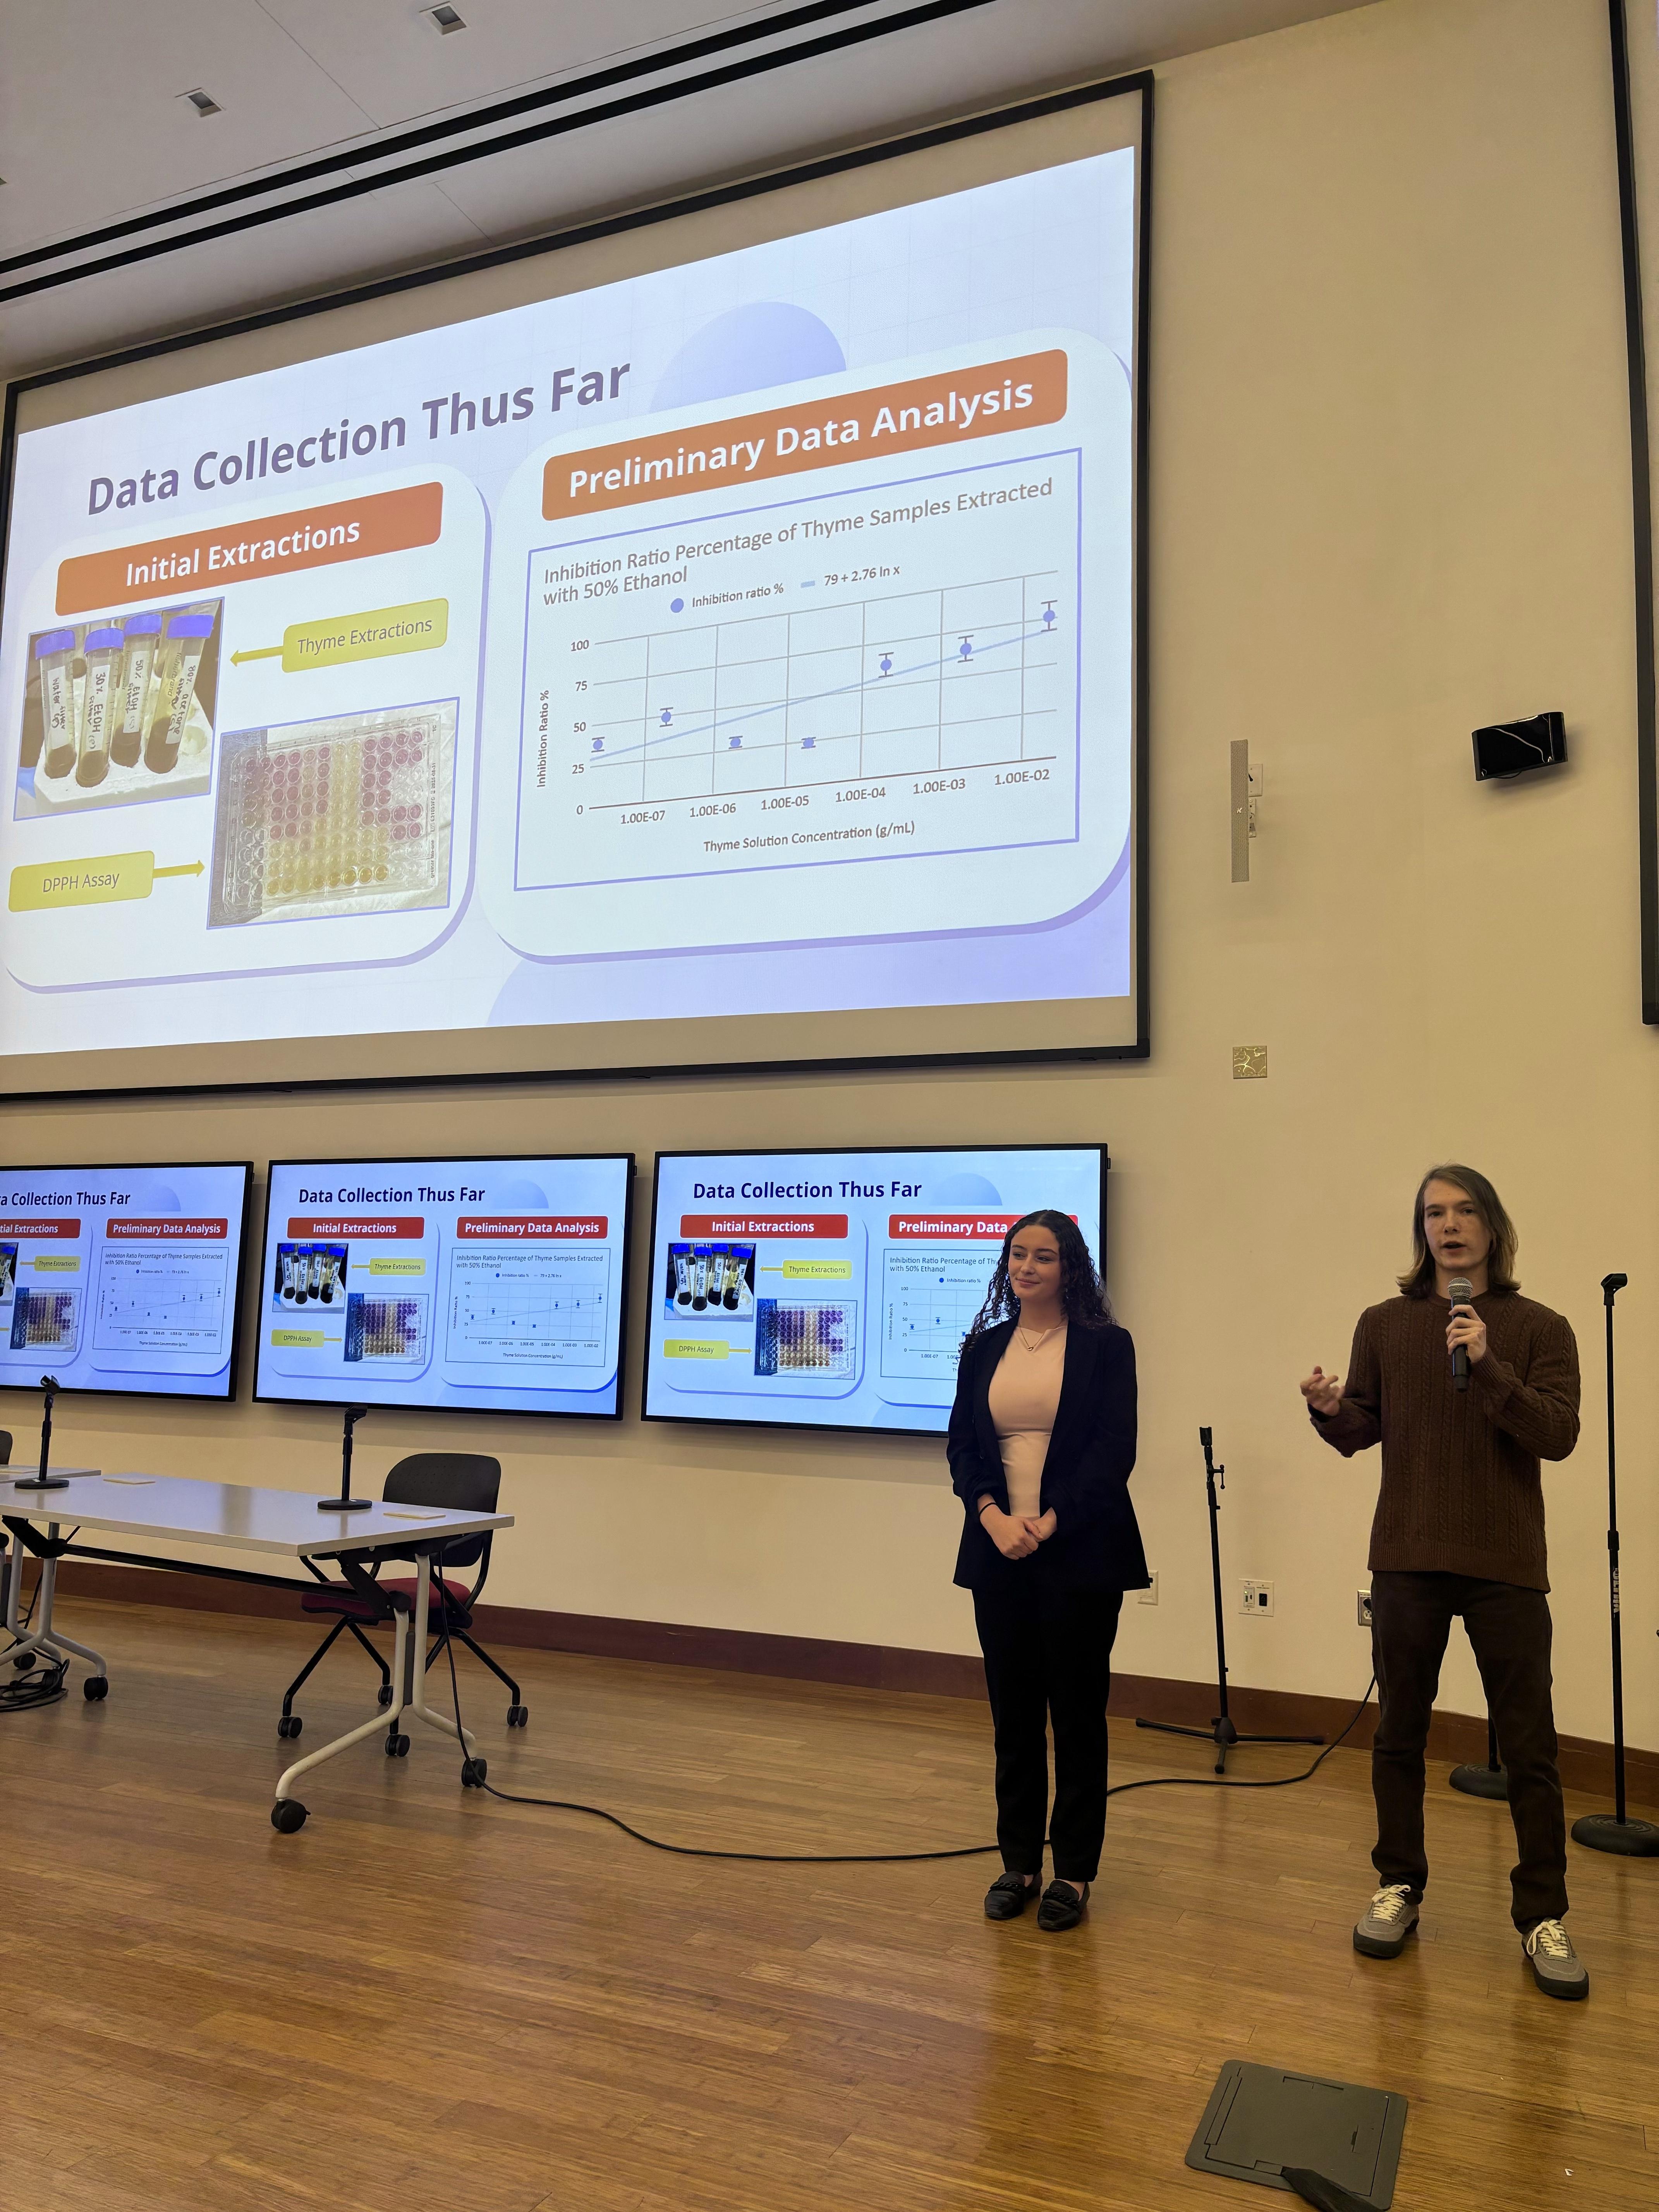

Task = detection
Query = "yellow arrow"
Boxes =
[9,853,205,910]
[230,598,447,673]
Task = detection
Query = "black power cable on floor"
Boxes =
[0,1535,76,1713]
[427,1542,1377,1863]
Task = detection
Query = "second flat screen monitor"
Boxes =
[643,1146,1107,1436]
[254,1153,633,1417]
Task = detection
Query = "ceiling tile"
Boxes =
[256,0,779,130]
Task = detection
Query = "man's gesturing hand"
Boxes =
[1300,1366,1344,1417]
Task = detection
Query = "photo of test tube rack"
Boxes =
[15,601,224,819]
[208,698,456,928]
[752,1299,856,1378]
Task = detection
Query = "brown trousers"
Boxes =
[1370,1569,1568,1929]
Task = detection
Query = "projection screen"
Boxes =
[0,77,1149,1097]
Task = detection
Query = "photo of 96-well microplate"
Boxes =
[207,699,456,928]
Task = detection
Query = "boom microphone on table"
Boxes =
[1448,1276,1472,1392]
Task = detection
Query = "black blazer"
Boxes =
[947,1319,1147,1593]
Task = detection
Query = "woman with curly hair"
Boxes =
[946,1209,1147,1930]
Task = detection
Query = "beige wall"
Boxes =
[4,0,1652,1747]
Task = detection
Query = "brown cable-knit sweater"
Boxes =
[1310,1291,1579,1591]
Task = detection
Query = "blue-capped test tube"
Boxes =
[111,613,162,767]
[76,626,125,787]
[144,611,215,773]
[35,630,79,779]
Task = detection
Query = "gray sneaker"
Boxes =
[1353,1883,1420,1958]
[1522,1918,1589,2000]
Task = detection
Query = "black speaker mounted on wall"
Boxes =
[1472,711,1567,781]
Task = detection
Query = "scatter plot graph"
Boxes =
[446,1248,611,1370]
[881,1251,993,1380]
[515,450,1097,920]
[95,1249,232,1355]
[572,570,1063,811]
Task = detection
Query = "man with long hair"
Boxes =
[1300,1166,1586,1997]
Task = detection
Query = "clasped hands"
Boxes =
[980,1501,1058,1559]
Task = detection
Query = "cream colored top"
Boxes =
[988,1322,1067,1520]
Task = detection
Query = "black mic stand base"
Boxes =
[1449,1716,1508,1799]
[1135,1712,1324,1777]
[1449,1761,1508,1800]
[1571,1811,1659,1857]
[11,1474,70,1492]
[316,1497,372,1511]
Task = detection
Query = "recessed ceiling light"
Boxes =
[427,4,466,30]
[181,88,222,117]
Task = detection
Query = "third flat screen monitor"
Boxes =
[643,1145,1107,1436]
[253,1152,632,1417]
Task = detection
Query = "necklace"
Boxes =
[1015,1321,1061,1352]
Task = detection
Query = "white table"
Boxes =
[1,1472,513,1832]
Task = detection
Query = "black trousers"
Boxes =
[972,1575,1124,1881]
[1370,1569,1568,1929]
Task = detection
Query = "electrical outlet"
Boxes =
[1138,1571,1159,1606]
[1357,1589,1373,1628]
[1240,1578,1274,1616]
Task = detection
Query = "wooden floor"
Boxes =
[2,1597,1656,2212]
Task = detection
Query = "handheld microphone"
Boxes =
[1448,1276,1473,1393]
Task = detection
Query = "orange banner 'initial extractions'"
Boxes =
[56,483,444,616]
[541,350,1067,521]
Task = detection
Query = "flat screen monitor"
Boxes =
[253,1152,633,1417]
[642,1144,1107,1436]
[0,1160,252,1401]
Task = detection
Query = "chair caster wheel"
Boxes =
[276,1714,302,1739]
[385,1732,410,1757]
[12,1650,34,1669]
[507,1703,528,1728]
[377,1684,393,1707]
[271,1799,307,1833]
[83,1676,108,1702]
[461,1757,487,1788]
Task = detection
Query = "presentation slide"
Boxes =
[642,1146,1106,1436]
[0,95,1142,1092]
[0,1161,251,1400]
[253,1154,632,1417]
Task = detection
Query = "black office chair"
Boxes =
[276,1452,526,1750]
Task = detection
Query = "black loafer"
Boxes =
[984,1871,1039,1920]
[1036,1879,1089,1931]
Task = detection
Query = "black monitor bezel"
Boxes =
[251,1149,635,1420]
[640,1140,1108,1440]
[0,1159,254,1405]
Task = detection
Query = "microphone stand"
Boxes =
[1136,1426,1324,1774]
[317,1405,373,1512]
[1571,1273,1659,1855]
[12,1375,70,1492]
[1449,1711,1508,1799]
